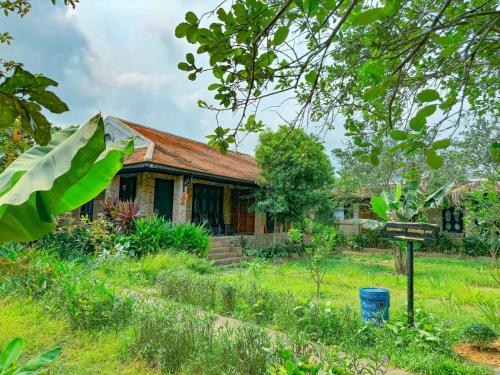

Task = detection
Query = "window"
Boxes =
[334,203,354,220]
[265,212,275,233]
[119,175,137,202]
[344,204,354,220]
[442,207,463,233]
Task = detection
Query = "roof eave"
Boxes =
[120,162,257,187]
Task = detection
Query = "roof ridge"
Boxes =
[114,117,255,160]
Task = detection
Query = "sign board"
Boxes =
[381,222,439,243]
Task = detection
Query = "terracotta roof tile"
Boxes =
[119,118,258,183]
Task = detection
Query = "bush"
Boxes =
[121,217,210,257]
[58,274,133,330]
[244,243,298,259]
[461,236,490,257]
[0,248,62,297]
[165,222,210,257]
[37,217,114,260]
[462,323,498,349]
[295,303,359,344]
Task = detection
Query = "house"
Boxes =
[77,117,287,260]
[333,181,499,237]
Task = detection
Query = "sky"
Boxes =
[0,0,345,157]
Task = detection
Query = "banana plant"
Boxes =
[0,114,133,242]
[0,337,61,375]
[355,180,453,274]
[360,181,454,229]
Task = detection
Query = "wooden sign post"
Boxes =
[381,222,439,326]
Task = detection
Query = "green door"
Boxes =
[154,178,174,220]
[192,184,224,234]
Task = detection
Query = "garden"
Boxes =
[1,207,499,374]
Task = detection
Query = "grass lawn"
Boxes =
[0,295,158,375]
[222,251,499,328]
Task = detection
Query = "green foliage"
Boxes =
[461,236,489,257]
[176,1,499,166]
[462,323,498,350]
[121,217,210,257]
[0,337,61,375]
[463,181,500,260]
[37,217,115,260]
[367,180,452,224]
[58,274,133,331]
[295,303,358,345]
[244,243,299,260]
[0,115,134,242]
[0,1,79,145]
[254,126,333,224]
[133,302,276,375]
[269,348,387,375]
[290,220,336,299]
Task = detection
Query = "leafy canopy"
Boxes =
[0,115,134,242]
[254,126,333,224]
[176,0,499,167]
[0,0,78,145]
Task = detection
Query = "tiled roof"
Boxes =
[119,118,259,183]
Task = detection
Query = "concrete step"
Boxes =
[209,251,242,260]
[210,246,231,253]
[213,257,246,267]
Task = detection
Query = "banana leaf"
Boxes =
[0,115,133,242]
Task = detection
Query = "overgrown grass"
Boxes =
[0,295,157,375]
[1,249,495,374]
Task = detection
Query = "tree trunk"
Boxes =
[393,246,407,275]
[273,217,277,246]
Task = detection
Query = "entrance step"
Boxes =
[212,257,247,267]
[209,251,242,260]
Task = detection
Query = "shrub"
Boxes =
[115,200,141,233]
[120,217,210,258]
[244,244,297,260]
[461,236,490,257]
[58,273,133,330]
[295,303,359,344]
[37,217,114,260]
[165,222,210,257]
[350,232,367,251]
[462,323,498,349]
[0,248,62,297]
[129,216,169,255]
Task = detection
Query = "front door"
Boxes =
[192,184,224,234]
[231,189,255,234]
[154,178,174,220]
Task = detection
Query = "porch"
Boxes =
[99,170,265,237]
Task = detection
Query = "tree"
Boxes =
[289,219,336,299]
[0,0,78,145]
[176,1,499,167]
[0,127,34,172]
[0,115,133,242]
[333,116,499,195]
[254,126,333,234]
[363,179,452,274]
[463,181,499,261]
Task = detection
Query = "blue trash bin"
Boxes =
[360,288,390,325]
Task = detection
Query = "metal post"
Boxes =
[407,240,414,327]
